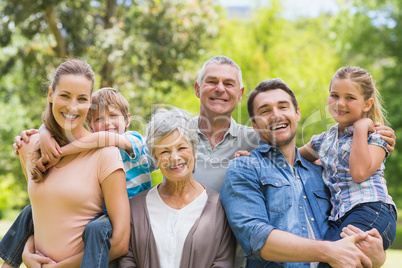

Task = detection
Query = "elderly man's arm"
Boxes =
[374,123,396,153]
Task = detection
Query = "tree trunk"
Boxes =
[100,0,117,87]
[45,6,67,58]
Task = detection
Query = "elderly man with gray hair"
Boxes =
[193,55,259,193]
[192,55,260,268]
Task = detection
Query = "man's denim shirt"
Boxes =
[220,142,331,268]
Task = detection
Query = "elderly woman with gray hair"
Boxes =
[119,108,235,268]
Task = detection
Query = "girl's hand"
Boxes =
[13,129,39,155]
[233,150,251,159]
[374,122,396,153]
[353,118,375,133]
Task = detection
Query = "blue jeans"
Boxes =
[318,202,397,268]
[324,202,397,250]
[81,213,113,268]
[0,206,113,268]
[0,205,33,268]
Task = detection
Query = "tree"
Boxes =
[0,0,219,216]
[210,1,340,146]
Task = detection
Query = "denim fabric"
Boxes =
[81,213,113,268]
[324,201,397,250]
[221,142,331,268]
[0,205,34,268]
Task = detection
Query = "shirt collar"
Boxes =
[330,124,354,136]
[257,141,309,170]
[194,116,240,137]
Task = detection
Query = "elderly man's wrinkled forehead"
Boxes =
[197,58,244,89]
[203,63,241,85]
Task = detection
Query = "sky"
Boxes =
[217,0,339,18]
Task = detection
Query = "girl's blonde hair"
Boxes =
[329,66,387,125]
[31,59,95,182]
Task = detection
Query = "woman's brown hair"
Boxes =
[31,59,95,182]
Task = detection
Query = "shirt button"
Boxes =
[283,164,287,168]
[303,196,307,199]
[311,218,315,221]
[302,227,306,230]
[297,176,300,179]
[299,206,302,209]
[275,182,278,186]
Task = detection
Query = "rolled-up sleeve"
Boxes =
[220,157,275,261]
[368,132,390,158]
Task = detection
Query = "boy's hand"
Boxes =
[40,138,63,163]
[37,155,61,172]
[374,123,396,153]
[233,150,251,159]
[13,129,39,155]
[39,125,63,165]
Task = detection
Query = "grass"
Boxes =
[1,219,402,267]
[383,249,402,268]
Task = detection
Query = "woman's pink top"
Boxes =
[20,134,123,262]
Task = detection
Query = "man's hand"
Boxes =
[13,129,39,155]
[233,150,251,158]
[326,232,372,268]
[341,225,386,268]
[374,123,396,153]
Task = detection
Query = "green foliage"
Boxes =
[0,0,219,216]
[1,0,402,217]
[0,96,31,219]
[329,0,402,207]
[0,174,28,220]
[391,221,402,249]
[211,2,339,147]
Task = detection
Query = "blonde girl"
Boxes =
[300,66,397,251]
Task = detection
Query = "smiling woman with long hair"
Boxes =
[7,59,129,267]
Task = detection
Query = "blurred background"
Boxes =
[0,0,401,265]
